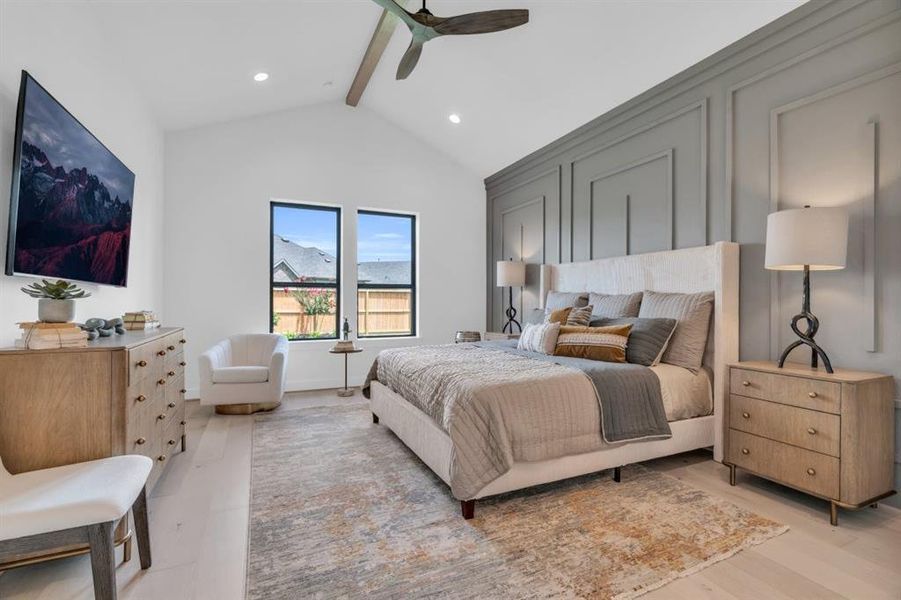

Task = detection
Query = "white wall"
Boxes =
[0,2,166,344]
[164,103,485,395]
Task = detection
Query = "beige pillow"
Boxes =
[517,322,561,355]
[565,305,594,327]
[638,290,713,372]
[553,324,632,363]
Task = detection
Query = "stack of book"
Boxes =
[124,311,160,330]
[16,322,89,350]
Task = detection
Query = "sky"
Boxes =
[21,74,135,205]
[273,206,413,263]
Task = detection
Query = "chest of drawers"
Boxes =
[726,361,895,525]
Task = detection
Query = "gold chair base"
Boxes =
[214,401,281,415]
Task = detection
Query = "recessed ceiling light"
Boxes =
[448,113,462,124]
[253,72,269,82]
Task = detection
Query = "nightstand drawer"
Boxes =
[730,395,840,457]
[728,430,839,499]
[730,368,770,400]
[771,374,841,414]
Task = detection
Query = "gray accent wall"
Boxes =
[485,0,901,502]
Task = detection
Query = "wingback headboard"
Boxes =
[538,242,740,461]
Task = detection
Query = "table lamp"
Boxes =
[765,205,848,373]
[496,259,526,334]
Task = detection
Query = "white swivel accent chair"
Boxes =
[0,454,153,600]
[198,333,288,415]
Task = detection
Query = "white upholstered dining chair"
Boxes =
[0,454,153,600]
[198,333,288,415]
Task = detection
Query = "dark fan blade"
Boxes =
[432,9,528,35]
[396,40,423,80]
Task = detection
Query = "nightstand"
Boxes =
[483,332,520,341]
[726,361,895,525]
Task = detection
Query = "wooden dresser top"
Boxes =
[731,360,891,384]
[0,326,184,355]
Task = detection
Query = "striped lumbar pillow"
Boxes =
[553,324,633,363]
[517,322,561,355]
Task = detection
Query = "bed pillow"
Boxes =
[565,305,594,327]
[591,317,677,366]
[544,291,588,312]
[517,322,560,355]
[523,308,546,326]
[545,307,572,325]
[553,324,633,363]
[588,292,643,318]
[638,290,713,372]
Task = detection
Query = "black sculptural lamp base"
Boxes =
[777,265,834,374]
[502,286,522,334]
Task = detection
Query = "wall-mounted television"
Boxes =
[5,71,135,287]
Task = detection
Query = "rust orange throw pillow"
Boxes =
[554,324,633,363]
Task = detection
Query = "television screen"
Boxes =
[5,71,135,287]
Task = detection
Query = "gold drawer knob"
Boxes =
[808,391,818,398]
[157,379,167,385]
[807,427,817,435]
[136,437,146,445]
[179,361,186,367]
[742,412,750,419]
[136,394,146,403]
[167,345,176,351]
[807,468,816,476]
[168,401,176,408]
[168,371,176,377]
[136,360,147,368]
[741,448,750,455]
[158,350,167,357]
[741,380,750,387]
[168,439,177,446]
[157,455,166,462]
[157,413,166,421]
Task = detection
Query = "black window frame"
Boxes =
[356,209,417,339]
[270,201,341,341]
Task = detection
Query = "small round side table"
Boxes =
[329,346,364,397]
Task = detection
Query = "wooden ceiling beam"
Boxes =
[346,1,409,107]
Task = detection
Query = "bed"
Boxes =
[367,242,739,518]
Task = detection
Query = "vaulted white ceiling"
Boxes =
[89,0,804,177]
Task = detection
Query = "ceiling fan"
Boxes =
[371,0,529,80]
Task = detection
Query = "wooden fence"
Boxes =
[272,289,412,337]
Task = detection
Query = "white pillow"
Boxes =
[517,322,561,355]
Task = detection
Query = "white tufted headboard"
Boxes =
[538,242,740,461]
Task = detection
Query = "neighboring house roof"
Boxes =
[358,260,411,286]
[272,235,337,283]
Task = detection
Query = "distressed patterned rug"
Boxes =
[247,404,787,599]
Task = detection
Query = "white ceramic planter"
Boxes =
[38,298,76,323]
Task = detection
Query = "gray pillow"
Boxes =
[638,291,714,372]
[523,308,546,326]
[544,291,588,312]
[591,317,677,366]
[588,292,643,318]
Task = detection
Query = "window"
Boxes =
[357,210,416,338]
[270,202,340,340]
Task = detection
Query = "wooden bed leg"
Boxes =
[461,500,475,520]
[613,467,621,483]
[372,413,379,424]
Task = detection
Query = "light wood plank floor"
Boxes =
[1,390,899,599]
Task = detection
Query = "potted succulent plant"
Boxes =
[21,279,91,323]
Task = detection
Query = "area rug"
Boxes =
[246,404,787,599]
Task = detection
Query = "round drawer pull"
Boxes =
[168,402,176,408]
[180,420,187,426]
[808,391,818,398]
[807,427,817,435]
[807,468,816,476]
[179,361,186,367]
[157,455,166,462]
[168,439,177,446]
[741,448,750,455]
[158,350,167,357]
[168,371,176,377]
[167,345,176,351]
[157,413,166,421]
[136,360,147,368]
[180,388,186,394]
[741,380,750,387]
[157,379,167,385]
[742,412,750,419]
[136,394,146,403]
[135,437,146,445]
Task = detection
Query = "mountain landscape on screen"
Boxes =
[9,74,135,286]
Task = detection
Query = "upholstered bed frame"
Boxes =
[370,241,739,518]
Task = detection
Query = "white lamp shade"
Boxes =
[496,260,526,287]
[765,207,849,271]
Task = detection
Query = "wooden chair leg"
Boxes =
[86,521,118,600]
[461,500,475,520]
[132,486,152,570]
